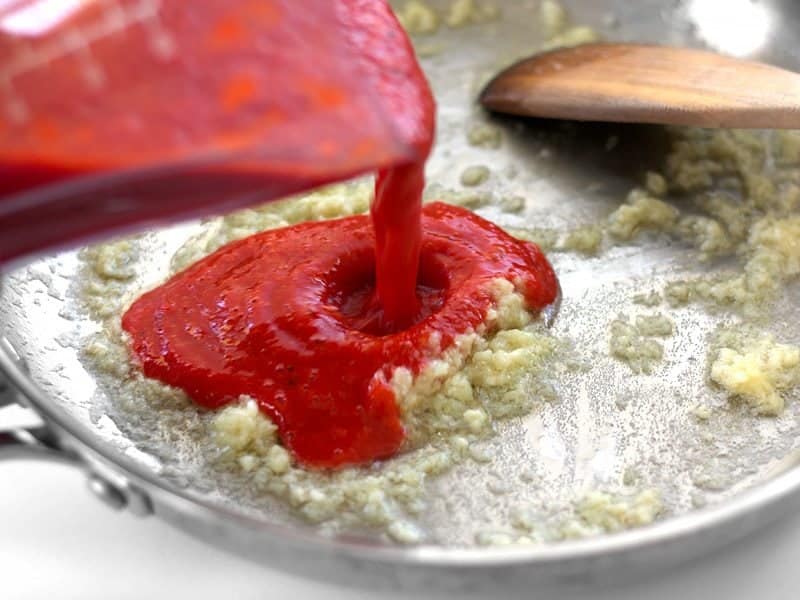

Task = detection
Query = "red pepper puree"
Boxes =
[122,202,558,468]
[113,0,559,469]
[0,0,557,469]
[0,0,558,466]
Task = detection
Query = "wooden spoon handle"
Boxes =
[481,43,800,129]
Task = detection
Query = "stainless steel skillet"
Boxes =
[3,0,800,593]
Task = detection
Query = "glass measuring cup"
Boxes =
[0,0,424,265]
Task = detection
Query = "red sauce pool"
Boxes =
[122,202,558,468]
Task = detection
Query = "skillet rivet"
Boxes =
[87,474,127,511]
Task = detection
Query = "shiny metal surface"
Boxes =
[2,0,800,592]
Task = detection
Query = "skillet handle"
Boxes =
[0,374,77,463]
[0,342,152,513]
[0,425,78,463]
[0,350,79,463]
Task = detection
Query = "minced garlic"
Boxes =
[777,131,800,165]
[571,489,662,534]
[598,129,800,311]
[505,488,662,545]
[710,330,800,416]
[606,190,679,241]
[460,165,491,187]
[444,0,500,28]
[467,122,503,149]
[541,26,600,52]
[561,224,603,256]
[396,0,440,35]
[609,313,674,374]
[540,0,569,37]
[645,171,668,197]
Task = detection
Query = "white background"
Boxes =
[3,457,800,600]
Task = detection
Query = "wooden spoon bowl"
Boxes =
[481,43,800,129]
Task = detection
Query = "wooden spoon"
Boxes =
[480,43,800,129]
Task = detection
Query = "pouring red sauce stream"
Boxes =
[1,0,558,468]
